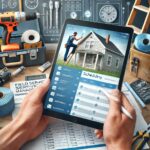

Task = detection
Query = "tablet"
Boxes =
[43,19,133,129]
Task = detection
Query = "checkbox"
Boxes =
[47,104,52,109]
[56,71,61,76]
[58,66,62,70]
[50,92,55,96]
[52,86,57,90]
[49,98,54,102]
[55,77,59,81]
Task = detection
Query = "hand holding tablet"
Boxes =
[99,87,133,119]
[43,19,133,129]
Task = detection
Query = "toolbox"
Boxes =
[0,19,46,69]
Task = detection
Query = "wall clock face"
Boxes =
[25,0,39,10]
[99,5,118,23]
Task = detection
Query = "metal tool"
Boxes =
[46,7,49,32]
[42,3,47,31]
[126,1,131,17]
[55,1,60,29]
[49,0,53,29]
[0,67,11,86]
[11,66,25,77]
[131,57,140,76]
[38,61,51,72]
[122,7,125,25]
[132,124,150,150]
[0,66,26,86]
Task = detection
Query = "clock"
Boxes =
[25,0,39,10]
[99,5,118,23]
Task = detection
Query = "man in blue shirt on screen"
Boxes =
[64,32,82,62]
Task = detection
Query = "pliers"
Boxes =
[132,124,150,150]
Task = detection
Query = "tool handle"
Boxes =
[2,25,10,45]
[132,131,144,144]
[2,55,23,67]
[1,22,18,45]
[25,12,40,21]
[132,135,141,143]
[0,72,11,86]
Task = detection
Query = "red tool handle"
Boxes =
[2,22,18,45]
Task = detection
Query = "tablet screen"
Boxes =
[44,21,132,127]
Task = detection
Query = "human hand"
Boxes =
[95,90,136,150]
[15,78,51,141]
[0,79,52,150]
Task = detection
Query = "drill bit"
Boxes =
[42,3,47,31]
[46,7,49,32]
[55,1,60,29]
[49,0,53,29]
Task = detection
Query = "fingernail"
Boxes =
[94,129,99,134]
[43,78,50,84]
[96,134,101,139]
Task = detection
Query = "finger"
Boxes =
[94,130,103,139]
[108,90,122,115]
[121,93,136,120]
[96,133,103,139]
[94,129,103,135]
[32,78,50,102]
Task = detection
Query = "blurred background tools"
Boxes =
[0,67,11,86]
[0,66,25,86]
[0,11,40,52]
[0,11,46,69]
[38,61,51,72]
[132,124,150,150]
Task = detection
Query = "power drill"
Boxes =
[0,12,40,52]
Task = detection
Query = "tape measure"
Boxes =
[134,34,150,54]
[0,87,14,117]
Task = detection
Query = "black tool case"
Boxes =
[0,19,46,69]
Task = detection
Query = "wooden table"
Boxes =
[0,48,150,128]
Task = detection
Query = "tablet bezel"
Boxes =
[43,19,133,129]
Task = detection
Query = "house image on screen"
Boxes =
[74,32,124,73]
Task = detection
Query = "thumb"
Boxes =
[32,78,50,102]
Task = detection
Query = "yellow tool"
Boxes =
[132,124,150,150]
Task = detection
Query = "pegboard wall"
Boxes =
[0,0,135,43]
